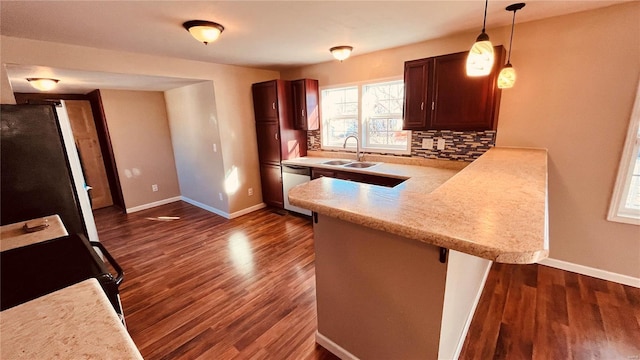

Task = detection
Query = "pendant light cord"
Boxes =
[506,9,517,64]
[482,0,488,32]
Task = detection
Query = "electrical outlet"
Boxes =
[213,144,217,152]
[437,138,446,150]
[248,188,254,196]
[219,192,223,201]
[422,138,434,149]
[152,184,158,192]
[310,136,316,144]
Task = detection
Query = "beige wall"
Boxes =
[495,3,640,278]
[99,89,180,210]
[164,82,230,212]
[284,2,640,278]
[0,36,279,213]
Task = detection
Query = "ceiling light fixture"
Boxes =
[183,20,225,45]
[498,3,526,89]
[466,0,494,76]
[330,46,353,62]
[26,78,59,91]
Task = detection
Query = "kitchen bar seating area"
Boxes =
[91,202,640,359]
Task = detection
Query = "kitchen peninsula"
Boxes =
[287,147,548,359]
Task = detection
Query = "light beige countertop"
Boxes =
[287,147,548,264]
[0,214,68,252]
[0,279,143,360]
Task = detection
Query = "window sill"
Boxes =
[321,145,411,156]
[606,212,640,226]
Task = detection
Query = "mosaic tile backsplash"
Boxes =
[306,130,496,162]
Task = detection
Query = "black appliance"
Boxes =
[0,234,124,317]
[1,104,85,235]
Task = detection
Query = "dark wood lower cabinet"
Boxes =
[312,168,405,188]
[259,164,283,208]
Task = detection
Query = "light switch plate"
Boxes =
[437,138,446,150]
[422,138,434,149]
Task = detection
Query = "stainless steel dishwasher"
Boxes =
[282,164,312,216]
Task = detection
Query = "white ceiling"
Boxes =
[1,0,629,94]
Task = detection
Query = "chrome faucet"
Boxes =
[343,135,362,162]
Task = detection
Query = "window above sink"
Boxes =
[320,79,411,155]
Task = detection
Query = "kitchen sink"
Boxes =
[323,160,352,166]
[344,162,378,169]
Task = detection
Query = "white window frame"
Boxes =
[320,77,411,155]
[608,79,640,225]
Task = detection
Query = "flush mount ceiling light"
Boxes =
[26,78,59,91]
[466,0,494,76]
[183,20,225,45]
[498,3,526,89]
[330,46,353,62]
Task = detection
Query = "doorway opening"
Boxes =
[14,91,126,212]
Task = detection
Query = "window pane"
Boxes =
[322,87,359,148]
[363,80,409,150]
[624,147,640,210]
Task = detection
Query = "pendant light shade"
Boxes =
[26,78,59,91]
[330,46,353,61]
[497,64,516,88]
[466,0,494,76]
[183,20,224,45]
[497,3,526,89]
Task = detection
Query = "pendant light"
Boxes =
[26,78,59,91]
[183,20,225,45]
[330,46,353,61]
[466,0,494,76]
[498,3,526,89]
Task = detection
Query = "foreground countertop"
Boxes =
[288,147,548,264]
[0,279,143,360]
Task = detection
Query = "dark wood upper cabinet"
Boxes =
[403,58,433,130]
[291,79,319,131]
[403,46,505,131]
[252,80,280,121]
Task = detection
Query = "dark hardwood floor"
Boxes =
[460,262,640,360]
[95,202,640,359]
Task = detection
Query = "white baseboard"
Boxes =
[228,203,267,219]
[180,196,266,220]
[316,332,359,360]
[180,196,230,218]
[538,258,640,288]
[125,196,181,213]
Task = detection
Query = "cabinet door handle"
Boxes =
[272,102,276,110]
[275,132,279,141]
[432,102,435,111]
[301,109,305,117]
[420,102,424,111]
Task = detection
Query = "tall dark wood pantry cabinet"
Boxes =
[252,80,307,208]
